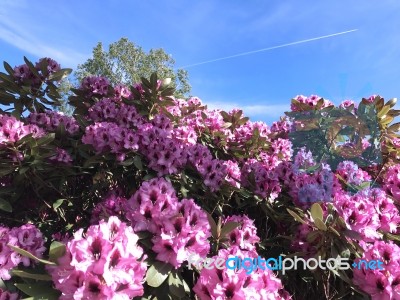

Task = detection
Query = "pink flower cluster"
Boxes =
[137,117,188,176]
[339,99,357,112]
[223,160,241,188]
[82,122,139,155]
[88,98,143,128]
[80,76,110,97]
[81,93,296,194]
[187,144,229,191]
[47,217,146,300]
[241,159,281,200]
[126,178,211,268]
[0,289,19,300]
[91,193,127,224]
[222,215,260,251]
[193,247,291,300]
[353,241,400,300]
[0,114,44,145]
[270,118,291,137]
[229,120,270,147]
[49,148,73,164]
[336,160,371,186]
[13,57,60,86]
[113,84,131,100]
[290,95,333,111]
[277,149,337,207]
[36,57,61,78]
[383,164,400,203]
[27,111,79,135]
[0,224,46,280]
[334,188,400,240]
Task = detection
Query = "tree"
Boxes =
[75,37,191,97]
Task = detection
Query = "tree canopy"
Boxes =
[75,37,191,97]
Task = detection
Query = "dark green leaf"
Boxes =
[0,199,12,212]
[206,212,218,239]
[168,271,186,298]
[52,199,65,210]
[220,221,240,238]
[15,282,59,299]
[11,270,52,281]
[133,155,143,170]
[48,68,72,81]
[3,61,14,76]
[49,241,66,263]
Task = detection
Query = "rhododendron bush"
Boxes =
[1,57,400,299]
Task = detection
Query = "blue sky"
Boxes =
[1,0,400,125]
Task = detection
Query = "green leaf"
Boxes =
[141,77,152,89]
[0,278,6,290]
[388,122,400,132]
[7,245,56,266]
[47,68,72,81]
[36,133,55,146]
[168,271,186,298]
[3,61,14,76]
[206,212,218,239]
[0,72,15,84]
[314,218,327,231]
[0,199,12,212]
[23,56,41,78]
[310,203,324,222]
[180,186,188,197]
[386,98,397,108]
[15,282,59,299]
[287,209,307,225]
[11,270,52,281]
[143,173,156,181]
[52,199,65,210]
[385,232,400,241]
[342,229,363,240]
[150,73,158,89]
[306,231,320,243]
[145,262,173,288]
[377,105,391,118]
[328,226,341,237]
[49,241,66,263]
[358,181,370,190]
[118,158,134,166]
[220,221,240,238]
[133,155,143,170]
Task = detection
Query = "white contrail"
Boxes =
[178,29,358,69]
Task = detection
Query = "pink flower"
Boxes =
[48,217,146,299]
[353,241,400,300]
[222,215,260,251]
[0,288,19,300]
[193,247,291,300]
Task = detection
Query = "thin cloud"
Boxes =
[0,3,87,68]
[178,29,358,69]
